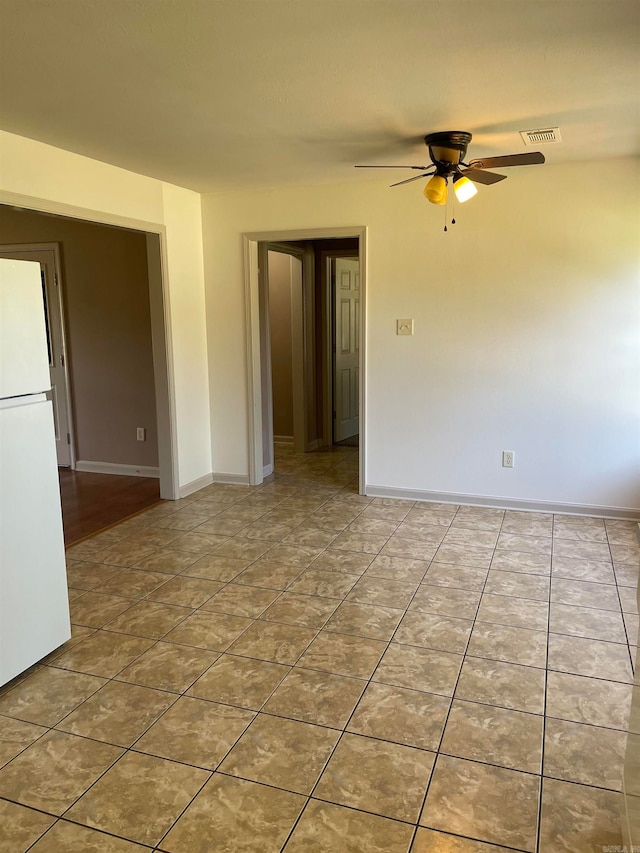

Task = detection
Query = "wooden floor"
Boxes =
[58,469,162,546]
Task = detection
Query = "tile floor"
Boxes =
[1,443,639,852]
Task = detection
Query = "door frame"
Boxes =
[243,226,367,492]
[0,190,179,500]
[0,242,76,468]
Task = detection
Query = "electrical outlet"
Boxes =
[397,319,414,336]
[502,450,514,468]
[136,427,146,442]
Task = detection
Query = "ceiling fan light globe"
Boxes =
[453,175,478,203]
[424,175,447,204]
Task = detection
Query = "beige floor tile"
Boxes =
[56,680,175,746]
[330,530,392,554]
[411,827,523,852]
[266,543,324,567]
[484,569,550,601]
[395,611,473,653]
[200,583,280,616]
[455,657,546,714]
[105,600,192,639]
[235,560,304,590]
[476,593,548,630]
[188,654,290,709]
[66,751,209,846]
[65,561,122,591]
[244,520,295,541]
[502,512,553,537]
[422,562,488,591]
[219,713,339,794]
[347,517,399,537]
[325,601,403,640]
[69,591,133,628]
[496,532,551,556]
[538,777,624,852]
[29,820,149,851]
[145,575,225,607]
[288,567,360,598]
[167,530,228,554]
[97,541,159,567]
[548,633,632,683]
[260,591,339,628]
[420,754,540,852]
[347,575,418,608]
[373,643,462,696]
[432,542,494,569]
[0,799,55,851]
[310,550,373,574]
[440,699,543,773]
[0,666,105,726]
[552,539,612,562]
[0,730,122,814]
[228,620,317,664]
[116,641,218,692]
[283,798,415,852]
[52,630,154,678]
[133,548,200,573]
[297,631,387,678]
[365,553,430,583]
[123,527,183,549]
[162,610,253,650]
[181,553,250,581]
[263,667,366,728]
[490,549,551,575]
[544,717,627,790]
[315,731,434,821]
[467,622,548,668]
[381,536,438,561]
[549,602,626,642]
[160,773,305,853]
[546,671,632,730]
[443,527,499,549]
[0,716,47,768]
[94,568,169,599]
[212,537,272,561]
[134,696,254,769]
[551,577,620,611]
[551,555,616,584]
[410,584,480,620]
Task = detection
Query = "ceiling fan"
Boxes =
[355,131,545,206]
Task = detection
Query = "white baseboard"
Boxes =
[274,436,294,445]
[178,473,214,499]
[75,460,160,478]
[211,472,251,485]
[263,463,274,477]
[305,439,321,452]
[365,484,640,520]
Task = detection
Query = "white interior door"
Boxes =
[333,258,360,442]
[0,244,74,467]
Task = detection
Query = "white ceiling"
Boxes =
[1,0,638,192]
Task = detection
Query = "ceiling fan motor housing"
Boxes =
[424,131,472,175]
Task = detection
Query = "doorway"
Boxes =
[0,243,74,467]
[245,226,367,491]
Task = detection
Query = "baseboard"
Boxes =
[364,484,640,520]
[75,460,160,479]
[211,472,251,485]
[263,463,274,477]
[178,473,214,499]
[305,439,321,452]
[274,436,294,445]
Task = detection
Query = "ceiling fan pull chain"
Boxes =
[451,191,456,225]
[443,202,448,232]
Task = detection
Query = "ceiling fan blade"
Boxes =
[354,164,431,170]
[462,168,508,185]
[467,152,545,169]
[390,172,434,187]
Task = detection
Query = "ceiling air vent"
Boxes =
[520,127,562,145]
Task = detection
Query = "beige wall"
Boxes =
[0,206,159,467]
[267,250,294,439]
[202,158,640,513]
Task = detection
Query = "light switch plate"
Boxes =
[397,319,414,336]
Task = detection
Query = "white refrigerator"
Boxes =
[0,258,71,686]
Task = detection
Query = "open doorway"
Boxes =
[245,227,366,492]
[0,204,177,542]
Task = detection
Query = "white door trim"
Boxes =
[0,242,76,468]
[243,226,367,493]
[0,190,180,500]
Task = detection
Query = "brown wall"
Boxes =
[0,206,159,467]
[267,250,294,439]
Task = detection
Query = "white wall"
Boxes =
[202,158,640,513]
[0,131,212,493]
